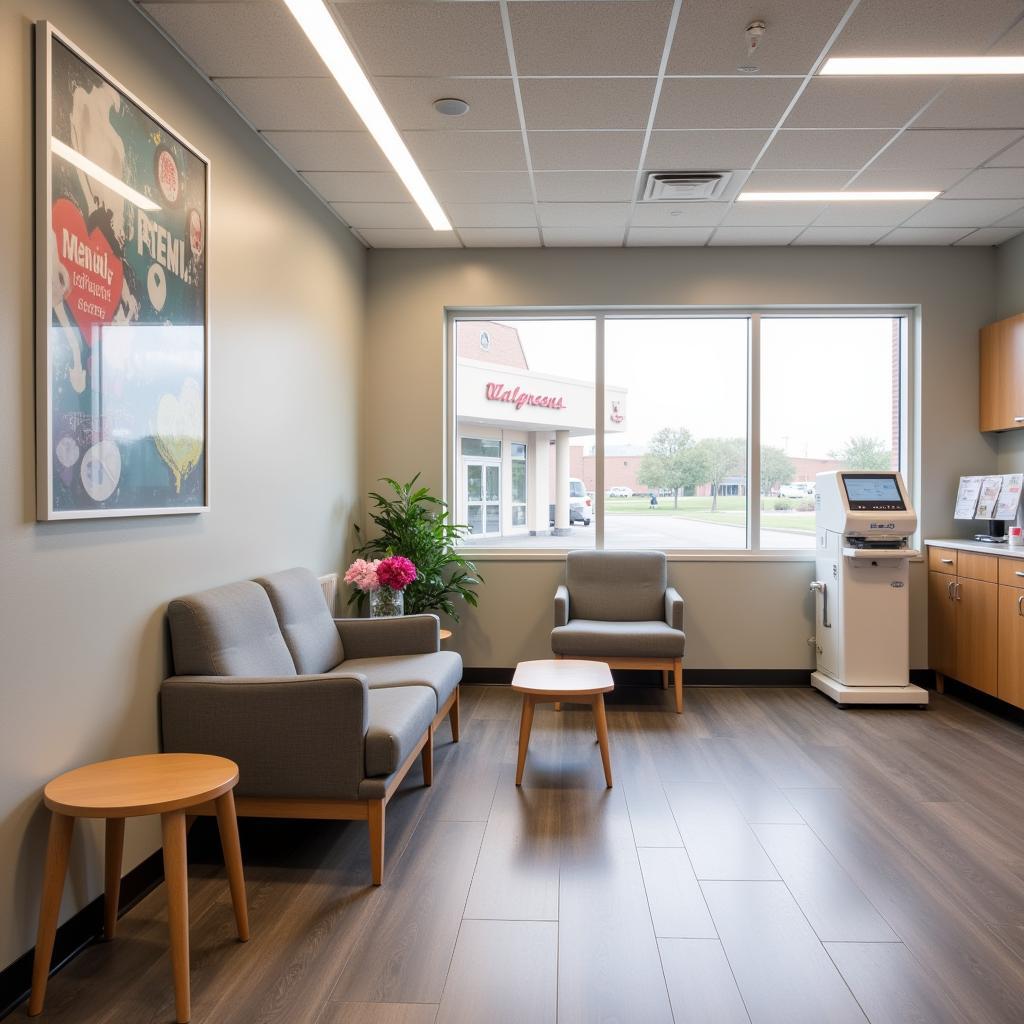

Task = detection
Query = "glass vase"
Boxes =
[370,587,404,618]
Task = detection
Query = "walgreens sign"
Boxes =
[485,382,566,411]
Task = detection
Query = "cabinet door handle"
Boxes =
[955,582,962,601]
[1015,416,1024,423]
[1015,571,1024,578]
[940,558,954,564]
[1018,595,1024,617]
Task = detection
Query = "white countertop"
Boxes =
[925,538,1024,559]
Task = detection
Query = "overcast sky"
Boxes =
[499,316,897,461]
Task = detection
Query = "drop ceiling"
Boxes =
[136,0,1024,248]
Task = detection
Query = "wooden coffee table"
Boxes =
[29,753,248,1023]
[512,659,614,787]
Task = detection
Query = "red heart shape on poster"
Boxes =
[52,197,124,345]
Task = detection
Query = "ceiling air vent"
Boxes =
[642,171,733,202]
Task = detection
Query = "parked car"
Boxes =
[607,486,633,498]
[778,482,813,499]
[550,477,592,526]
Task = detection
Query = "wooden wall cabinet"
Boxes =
[979,311,1024,432]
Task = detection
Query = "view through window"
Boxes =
[452,312,905,552]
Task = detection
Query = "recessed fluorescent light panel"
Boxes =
[738,191,940,202]
[52,138,161,212]
[821,56,1024,75]
[281,0,451,231]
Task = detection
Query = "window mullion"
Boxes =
[749,314,762,552]
[595,313,606,551]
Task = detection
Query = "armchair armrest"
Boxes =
[665,587,685,632]
[160,673,368,800]
[334,613,440,659]
[554,584,570,628]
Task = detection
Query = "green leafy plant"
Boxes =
[350,475,483,621]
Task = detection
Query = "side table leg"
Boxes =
[214,792,249,942]
[28,813,75,1016]
[104,818,125,940]
[161,810,191,1024]
[515,696,536,786]
[593,694,613,788]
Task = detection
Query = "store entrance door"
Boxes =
[465,460,501,536]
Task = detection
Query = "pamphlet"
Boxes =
[994,473,1024,521]
[975,476,1004,519]
[954,476,984,519]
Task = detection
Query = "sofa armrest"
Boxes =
[665,587,685,632]
[160,673,368,800]
[554,585,570,628]
[334,613,440,658]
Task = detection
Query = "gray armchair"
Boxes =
[551,550,686,712]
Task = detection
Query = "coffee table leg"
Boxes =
[214,791,250,942]
[104,818,125,940]
[593,694,613,788]
[161,810,191,1024]
[515,695,536,786]
[28,812,75,1016]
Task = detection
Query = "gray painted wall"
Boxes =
[994,235,1024,472]
[0,0,365,970]
[364,247,997,672]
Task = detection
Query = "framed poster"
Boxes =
[35,23,209,520]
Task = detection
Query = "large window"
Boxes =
[450,310,907,554]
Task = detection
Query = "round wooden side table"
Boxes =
[29,754,249,1024]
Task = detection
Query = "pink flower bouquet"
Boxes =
[344,558,380,593]
[377,555,417,591]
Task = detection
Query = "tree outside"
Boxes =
[829,435,891,471]
[637,427,700,509]
[693,437,746,512]
[760,445,795,496]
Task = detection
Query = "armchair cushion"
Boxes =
[564,550,667,622]
[551,619,685,659]
[255,567,345,675]
[167,580,297,677]
[338,651,462,714]
[364,686,436,777]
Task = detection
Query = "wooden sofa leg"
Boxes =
[674,660,684,714]
[450,688,460,742]
[422,727,434,787]
[661,669,669,691]
[368,800,385,886]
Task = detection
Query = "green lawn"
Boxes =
[602,494,815,533]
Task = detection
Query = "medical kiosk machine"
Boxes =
[810,471,927,707]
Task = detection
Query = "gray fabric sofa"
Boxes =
[550,550,686,712]
[160,567,462,884]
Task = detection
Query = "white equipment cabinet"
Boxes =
[810,470,928,707]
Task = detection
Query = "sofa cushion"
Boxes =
[365,685,435,778]
[338,651,462,713]
[255,568,345,675]
[565,550,667,622]
[168,581,297,677]
[551,619,685,659]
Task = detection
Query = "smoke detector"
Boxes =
[642,171,734,202]
[433,97,470,117]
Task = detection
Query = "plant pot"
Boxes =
[370,587,404,618]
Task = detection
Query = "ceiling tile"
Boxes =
[954,227,1024,245]
[871,130,1024,170]
[902,198,1024,227]
[402,131,527,172]
[792,226,891,245]
[759,130,894,170]
[302,171,409,203]
[784,79,941,130]
[655,79,799,130]
[360,229,462,249]
[330,203,429,229]
[722,203,827,226]
[332,1,509,76]
[644,130,769,170]
[942,168,1024,200]
[666,0,851,75]
[627,227,713,246]
[372,78,520,131]
[141,2,319,76]
[509,1,674,76]
[814,200,931,227]
[216,77,361,131]
[428,172,535,204]
[877,227,972,245]
[709,226,803,244]
[630,202,730,227]
[534,171,638,202]
[543,228,626,247]
[744,169,855,190]
[995,206,1024,228]
[447,204,539,228]
[262,131,390,171]
[460,228,542,248]
[521,79,656,131]
[988,137,1024,167]
[851,167,968,191]
[529,132,645,171]
[538,203,631,229]
[829,0,1024,57]
[916,79,1024,130]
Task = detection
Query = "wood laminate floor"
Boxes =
[21,685,1024,1024]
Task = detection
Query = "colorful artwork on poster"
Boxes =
[37,26,208,519]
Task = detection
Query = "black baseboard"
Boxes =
[0,849,164,1021]
[462,666,815,686]
[938,677,1024,726]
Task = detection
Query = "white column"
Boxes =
[554,429,571,536]
[527,432,550,534]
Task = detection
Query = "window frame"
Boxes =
[445,305,916,561]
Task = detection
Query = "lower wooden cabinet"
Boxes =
[997,584,1024,709]
[927,570,957,678]
[955,577,998,696]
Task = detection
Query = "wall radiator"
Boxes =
[318,572,339,615]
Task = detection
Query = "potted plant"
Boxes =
[349,475,483,621]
